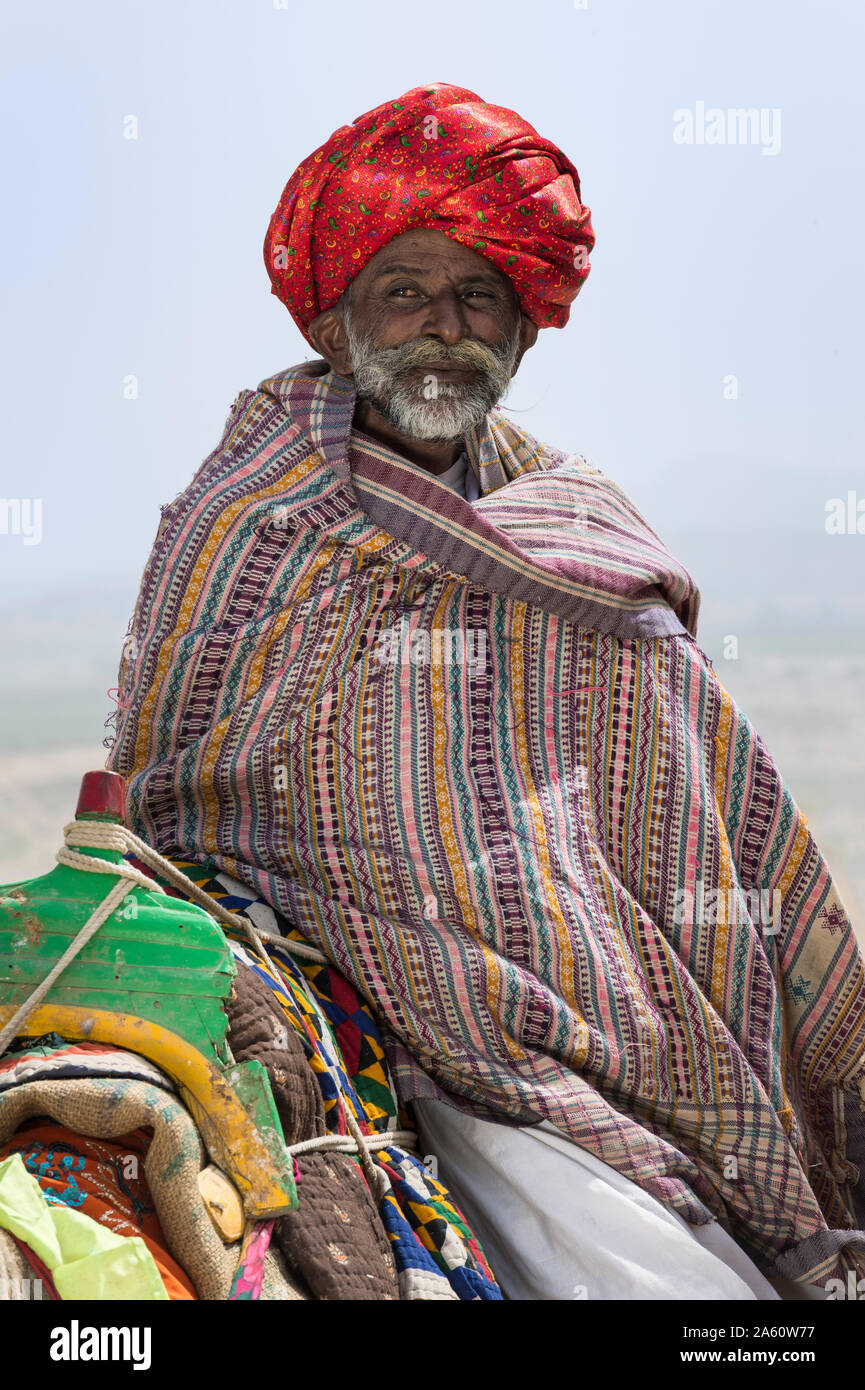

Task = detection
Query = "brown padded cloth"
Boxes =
[278,1150,398,1300]
[226,958,399,1300]
[226,959,325,1144]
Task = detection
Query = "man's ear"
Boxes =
[511,314,539,376]
[308,306,354,377]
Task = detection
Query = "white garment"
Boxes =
[434,453,469,496]
[413,1098,781,1301]
[399,450,480,501]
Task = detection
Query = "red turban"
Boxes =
[264,83,595,346]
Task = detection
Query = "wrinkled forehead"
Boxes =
[348,228,518,302]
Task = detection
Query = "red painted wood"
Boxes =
[75,770,126,821]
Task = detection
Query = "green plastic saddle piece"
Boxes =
[0,772,297,1219]
[0,851,236,1066]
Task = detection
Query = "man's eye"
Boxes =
[386,286,494,300]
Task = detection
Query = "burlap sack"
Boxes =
[0,1076,305,1301]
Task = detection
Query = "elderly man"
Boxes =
[107,84,865,1300]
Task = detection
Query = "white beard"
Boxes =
[360,376,509,443]
[343,306,520,444]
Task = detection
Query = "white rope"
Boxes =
[0,820,328,1055]
[286,1128,418,1158]
[247,926,328,965]
[345,1106,389,1198]
[2,821,411,1192]
[62,822,251,931]
[60,822,328,967]
[55,847,168,894]
[0,873,136,1056]
[285,1124,419,1202]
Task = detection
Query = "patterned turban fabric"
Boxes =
[264,82,595,345]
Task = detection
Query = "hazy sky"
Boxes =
[1,0,863,620]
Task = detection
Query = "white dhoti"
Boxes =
[413,1098,783,1301]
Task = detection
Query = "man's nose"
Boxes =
[418,290,470,344]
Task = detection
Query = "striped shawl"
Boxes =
[107,360,865,1288]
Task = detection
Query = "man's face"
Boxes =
[313,229,534,443]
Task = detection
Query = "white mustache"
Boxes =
[373,338,509,376]
[343,306,521,441]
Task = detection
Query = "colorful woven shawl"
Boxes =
[107,360,865,1289]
